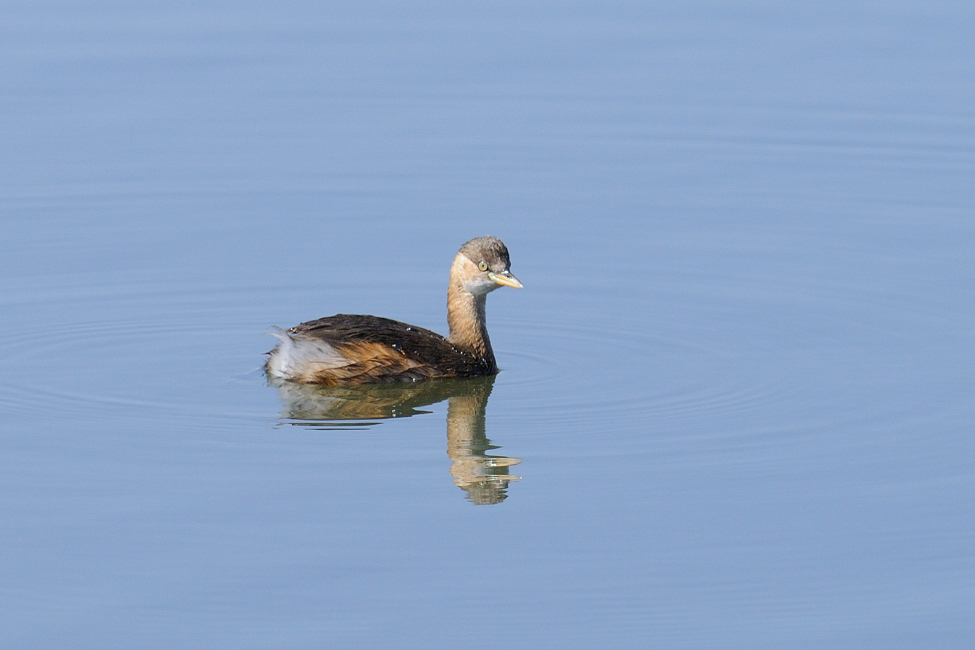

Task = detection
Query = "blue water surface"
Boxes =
[2,1,974,647]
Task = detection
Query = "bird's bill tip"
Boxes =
[488,271,524,289]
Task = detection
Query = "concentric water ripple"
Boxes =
[494,315,793,432]
[2,259,958,454]
[0,276,276,431]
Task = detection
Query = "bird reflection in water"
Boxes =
[269,375,521,505]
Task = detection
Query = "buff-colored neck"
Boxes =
[446,261,495,369]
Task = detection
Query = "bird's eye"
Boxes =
[478,260,488,271]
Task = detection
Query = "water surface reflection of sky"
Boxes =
[2,1,974,647]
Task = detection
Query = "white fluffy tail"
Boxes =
[265,327,347,381]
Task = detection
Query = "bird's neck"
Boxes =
[447,282,495,369]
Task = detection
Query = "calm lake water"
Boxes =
[2,1,974,647]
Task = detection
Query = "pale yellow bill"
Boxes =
[488,271,524,289]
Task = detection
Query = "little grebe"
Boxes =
[266,236,522,384]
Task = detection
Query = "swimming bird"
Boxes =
[266,236,522,384]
